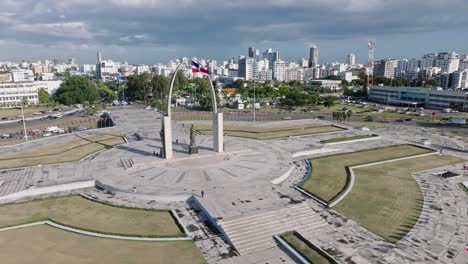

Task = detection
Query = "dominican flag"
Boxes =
[192,61,209,75]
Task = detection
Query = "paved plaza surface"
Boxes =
[0,107,467,264]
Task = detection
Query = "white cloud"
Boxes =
[11,22,94,39]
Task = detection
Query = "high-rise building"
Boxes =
[395,59,420,78]
[346,53,356,65]
[68,58,75,65]
[253,59,269,80]
[262,49,280,69]
[435,52,460,73]
[96,51,102,80]
[298,58,308,68]
[273,60,287,81]
[459,55,468,70]
[248,47,260,60]
[238,57,255,81]
[373,59,398,79]
[421,53,437,69]
[309,46,319,67]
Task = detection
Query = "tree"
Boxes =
[96,81,117,101]
[232,79,245,90]
[346,110,353,121]
[126,73,152,103]
[423,79,439,88]
[323,97,336,109]
[38,88,52,105]
[53,76,100,105]
[21,96,29,107]
[151,75,170,101]
[323,75,341,80]
[173,71,189,91]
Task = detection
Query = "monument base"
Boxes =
[189,146,199,155]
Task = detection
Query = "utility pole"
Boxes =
[253,85,256,123]
[20,98,28,142]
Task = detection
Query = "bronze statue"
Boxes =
[190,125,196,146]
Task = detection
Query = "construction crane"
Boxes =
[366,39,376,89]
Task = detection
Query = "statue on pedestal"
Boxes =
[190,125,196,146]
[189,124,199,154]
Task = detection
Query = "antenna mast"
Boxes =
[366,39,376,88]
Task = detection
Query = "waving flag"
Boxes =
[192,61,210,75]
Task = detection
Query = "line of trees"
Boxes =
[332,110,353,123]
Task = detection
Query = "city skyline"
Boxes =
[1,0,468,64]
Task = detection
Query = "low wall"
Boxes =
[0,180,96,204]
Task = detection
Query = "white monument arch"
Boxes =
[161,63,223,159]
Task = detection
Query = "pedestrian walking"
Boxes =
[201,190,205,198]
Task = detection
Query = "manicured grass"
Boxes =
[0,225,205,264]
[346,121,390,128]
[0,106,58,119]
[334,155,464,243]
[0,133,124,169]
[320,134,378,144]
[281,231,333,264]
[194,124,345,140]
[0,195,184,237]
[0,116,99,135]
[300,145,434,203]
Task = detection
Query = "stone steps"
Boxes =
[120,158,134,170]
[0,168,34,197]
[219,202,330,255]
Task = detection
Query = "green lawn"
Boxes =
[0,133,124,169]
[0,225,205,264]
[281,232,333,264]
[194,124,345,140]
[346,121,390,128]
[334,155,464,243]
[0,195,184,237]
[0,106,64,119]
[320,134,378,144]
[300,145,434,203]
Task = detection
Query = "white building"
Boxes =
[285,67,304,82]
[339,71,359,82]
[273,60,287,81]
[0,82,38,107]
[298,58,308,68]
[346,53,356,66]
[309,80,342,91]
[374,59,398,79]
[435,52,460,73]
[421,53,437,69]
[11,69,35,82]
[238,57,255,81]
[253,59,269,81]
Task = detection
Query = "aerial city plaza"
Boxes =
[1,1,468,264]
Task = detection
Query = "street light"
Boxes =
[20,97,28,142]
[253,85,256,123]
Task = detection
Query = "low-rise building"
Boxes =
[308,80,342,91]
[0,80,62,108]
[368,85,468,111]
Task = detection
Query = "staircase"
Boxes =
[120,158,134,170]
[219,203,330,255]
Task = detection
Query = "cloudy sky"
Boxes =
[0,0,467,64]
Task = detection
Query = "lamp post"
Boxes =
[20,98,28,142]
[253,85,256,123]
